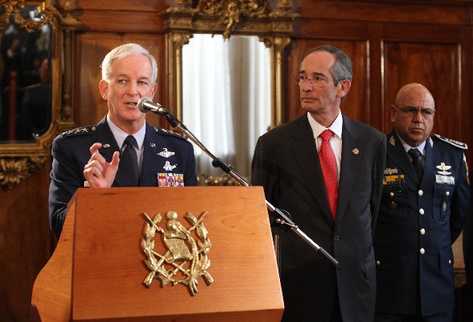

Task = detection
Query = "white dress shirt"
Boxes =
[106,115,146,171]
[307,112,343,181]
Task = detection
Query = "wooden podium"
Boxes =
[32,187,284,322]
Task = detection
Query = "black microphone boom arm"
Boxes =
[140,99,339,266]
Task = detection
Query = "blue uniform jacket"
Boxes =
[48,118,197,238]
[375,131,470,316]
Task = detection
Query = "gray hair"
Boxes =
[305,45,352,84]
[100,43,158,83]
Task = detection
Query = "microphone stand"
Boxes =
[158,111,339,266]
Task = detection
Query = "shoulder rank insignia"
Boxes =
[433,134,468,150]
[156,127,187,140]
[60,125,96,138]
[141,211,214,296]
[158,148,175,158]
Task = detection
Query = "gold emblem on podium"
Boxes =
[141,211,214,296]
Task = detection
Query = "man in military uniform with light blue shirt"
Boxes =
[48,43,197,239]
[374,83,471,322]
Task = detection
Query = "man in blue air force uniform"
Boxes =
[375,83,471,322]
[49,43,197,239]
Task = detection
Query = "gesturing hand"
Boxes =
[83,143,120,188]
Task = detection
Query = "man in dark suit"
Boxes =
[49,43,197,239]
[251,45,386,322]
[375,83,470,322]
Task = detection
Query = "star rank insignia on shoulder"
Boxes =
[60,125,96,138]
[155,127,187,141]
[433,134,468,150]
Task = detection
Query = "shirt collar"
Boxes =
[106,115,146,150]
[396,132,430,155]
[307,112,343,140]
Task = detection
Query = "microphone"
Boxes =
[137,97,169,116]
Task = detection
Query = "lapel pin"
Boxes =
[352,148,359,155]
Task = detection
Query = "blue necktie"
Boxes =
[117,135,139,186]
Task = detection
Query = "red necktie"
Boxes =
[319,129,338,218]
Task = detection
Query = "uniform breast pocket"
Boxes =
[433,185,454,223]
[381,185,408,214]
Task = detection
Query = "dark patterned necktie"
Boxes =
[117,135,139,186]
[408,148,424,183]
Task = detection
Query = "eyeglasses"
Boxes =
[298,73,330,86]
[394,105,436,118]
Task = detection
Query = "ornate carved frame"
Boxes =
[163,0,297,128]
[162,0,297,185]
[0,0,81,189]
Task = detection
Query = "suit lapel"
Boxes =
[335,116,358,223]
[420,138,434,189]
[140,124,160,186]
[94,118,120,161]
[289,116,333,225]
[93,119,123,185]
[387,132,419,191]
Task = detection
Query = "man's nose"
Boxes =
[300,82,313,92]
[412,110,424,121]
[126,81,139,95]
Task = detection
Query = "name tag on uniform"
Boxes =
[435,175,455,185]
[157,173,184,187]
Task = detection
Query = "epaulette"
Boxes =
[433,133,468,150]
[154,127,187,141]
[60,125,96,138]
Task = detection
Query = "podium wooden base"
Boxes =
[32,187,284,322]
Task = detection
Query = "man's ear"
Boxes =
[98,80,109,100]
[337,79,352,98]
[149,83,158,99]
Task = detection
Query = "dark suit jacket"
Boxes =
[251,114,386,322]
[375,132,470,316]
[48,118,197,238]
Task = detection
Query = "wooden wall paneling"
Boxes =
[296,0,469,25]
[0,165,52,322]
[76,33,166,127]
[72,1,166,33]
[286,36,370,124]
[382,41,462,139]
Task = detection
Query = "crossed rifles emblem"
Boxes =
[141,211,214,296]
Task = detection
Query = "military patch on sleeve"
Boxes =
[433,134,468,150]
[60,126,96,138]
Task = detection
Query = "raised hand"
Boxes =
[83,142,120,188]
